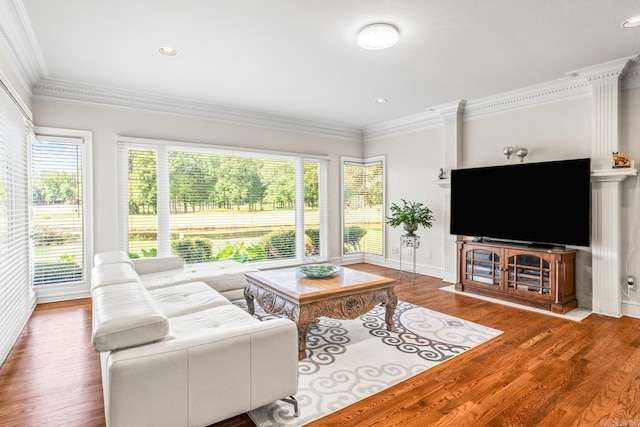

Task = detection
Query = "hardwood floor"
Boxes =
[1,264,640,426]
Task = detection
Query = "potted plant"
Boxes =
[386,199,435,236]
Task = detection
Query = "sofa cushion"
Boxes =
[94,251,134,267]
[132,255,184,274]
[148,281,231,318]
[91,263,141,291]
[168,305,258,337]
[92,282,169,352]
[139,260,257,296]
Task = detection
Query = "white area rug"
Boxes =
[237,300,502,427]
[439,285,592,322]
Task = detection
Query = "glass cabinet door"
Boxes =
[506,253,551,295]
[465,249,501,286]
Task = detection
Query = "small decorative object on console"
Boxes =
[298,264,340,278]
[612,151,633,168]
[503,146,514,160]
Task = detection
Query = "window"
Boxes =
[342,156,385,258]
[30,128,92,291]
[118,138,328,265]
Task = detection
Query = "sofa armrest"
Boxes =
[103,318,298,427]
[92,282,169,352]
[132,255,184,274]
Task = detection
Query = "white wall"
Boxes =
[31,99,363,260]
[462,96,592,167]
[364,127,444,277]
[364,96,597,309]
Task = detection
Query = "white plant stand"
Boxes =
[399,234,420,280]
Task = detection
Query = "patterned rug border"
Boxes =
[235,300,503,427]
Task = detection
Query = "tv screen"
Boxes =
[450,158,591,247]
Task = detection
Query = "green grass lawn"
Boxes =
[33,204,384,260]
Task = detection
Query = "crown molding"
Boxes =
[0,0,46,93]
[32,78,363,141]
[363,110,442,141]
[621,58,640,90]
[433,99,466,117]
[463,76,592,120]
[364,56,640,141]
[567,54,639,82]
[0,68,32,120]
[364,76,593,141]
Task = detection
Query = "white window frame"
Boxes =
[32,127,93,303]
[117,136,329,268]
[341,155,386,264]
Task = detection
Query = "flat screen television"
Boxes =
[450,158,591,247]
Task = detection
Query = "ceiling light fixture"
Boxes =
[357,23,399,50]
[622,16,640,27]
[159,46,178,56]
[374,98,388,104]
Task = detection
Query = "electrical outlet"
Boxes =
[391,247,398,255]
[628,276,635,290]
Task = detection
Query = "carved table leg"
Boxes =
[296,305,319,360]
[297,321,310,360]
[385,288,398,332]
[244,285,255,315]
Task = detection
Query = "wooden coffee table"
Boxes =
[244,266,397,360]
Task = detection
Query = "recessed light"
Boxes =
[621,16,640,28]
[374,98,388,104]
[357,24,399,50]
[159,46,178,56]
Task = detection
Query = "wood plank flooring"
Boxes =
[1,264,640,426]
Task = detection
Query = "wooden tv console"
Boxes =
[455,240,577,314]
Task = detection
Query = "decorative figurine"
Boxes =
[438,168,446,179]
[612,152,632,168]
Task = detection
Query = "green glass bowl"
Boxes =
[298,264,339,278]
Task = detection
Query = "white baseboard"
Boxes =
[36,286,91,304]
[622,300,640,319]
[351,257,444,280]
[440,285,592,322]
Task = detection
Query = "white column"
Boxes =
[433,100,466,283]
[572,56,639,316]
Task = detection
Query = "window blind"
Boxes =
[118,139,328,265]
[31,137,85,285]
[343,159,384,256]
[0,84,34,366]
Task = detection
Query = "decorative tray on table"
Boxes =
[298,264,340,278]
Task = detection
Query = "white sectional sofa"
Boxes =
[90,251,299,427]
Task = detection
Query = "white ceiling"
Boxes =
[15,0,640,128]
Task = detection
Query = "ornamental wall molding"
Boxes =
[367,58,640,141]
[32,78,364,141]
[23,58,640,143]
[363,110,442,141]
[462,77,592,120]
[590,168,639,183]
[0,0,46,93]
[366,75,596,141]
[567,54,640,82]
